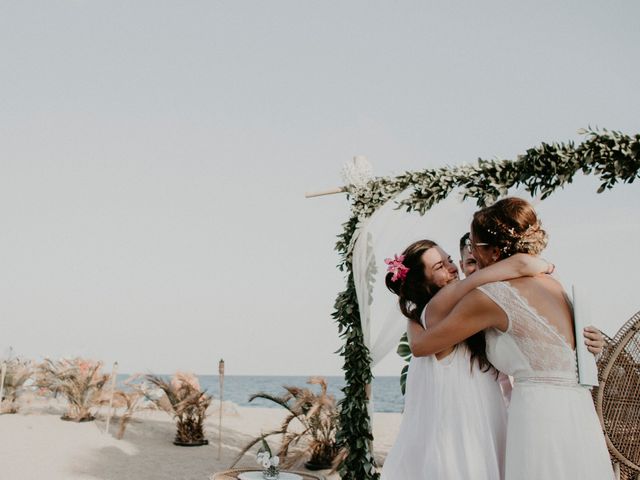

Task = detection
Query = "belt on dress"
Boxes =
[514,376,580,387]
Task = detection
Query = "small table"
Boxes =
[211,469,325,480]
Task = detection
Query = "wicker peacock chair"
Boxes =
[592,311,640,480]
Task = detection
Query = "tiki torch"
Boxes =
[0,362,6,412]
[105,361,118,435]
[217,359,225,460]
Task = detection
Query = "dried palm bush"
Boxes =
[144,372,212,446]
[91,373,158,439]
[37,358,109,421]
[111,388,155,439]
[0,358,34,414]
[231,377,341,470]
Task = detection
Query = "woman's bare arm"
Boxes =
[425,253,550,328]
[409,289,507,356]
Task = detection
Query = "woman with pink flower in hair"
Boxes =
[379,236,604,480]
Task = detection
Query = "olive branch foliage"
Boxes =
[332,128,640,479]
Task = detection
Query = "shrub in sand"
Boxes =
[232,377,341,470]
[110,388,154,439]
[100,374,159,440]
[37,358,109,422]
[144,372,212,446]
[0,358,34,414]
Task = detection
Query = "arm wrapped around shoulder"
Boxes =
[409,290,506,357]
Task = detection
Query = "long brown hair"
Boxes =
[385,239,438,324]
[385,239,492,372]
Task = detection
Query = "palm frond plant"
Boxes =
[144,372,212,446]
[92,374,156,439]
[0,358,34,414]
[37,358,110,422]
[96,374,156,439]
[111,388,155,439]
[231,377,341,470]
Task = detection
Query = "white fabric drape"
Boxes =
[352,190,477,370]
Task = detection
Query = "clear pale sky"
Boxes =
[1,1,639,376]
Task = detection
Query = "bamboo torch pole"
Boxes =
[217,359,225,460]
[0,362,7,413]
[105,361,118,435]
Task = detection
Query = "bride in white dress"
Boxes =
[380,239,555,479]
[409,197,613,480]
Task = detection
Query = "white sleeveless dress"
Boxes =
[381,310,507,480]
[478,281,613,480]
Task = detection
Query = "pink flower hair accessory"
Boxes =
[385,254,409,282]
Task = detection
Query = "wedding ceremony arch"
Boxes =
[330,128,640,480]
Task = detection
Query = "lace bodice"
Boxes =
[478,281,578,383]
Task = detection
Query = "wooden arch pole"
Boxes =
[304,187,346,198]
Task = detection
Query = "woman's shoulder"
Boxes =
[508,274,566,295]
[465,286,512,315]
[474,280,510,296]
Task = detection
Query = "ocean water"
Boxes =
[117,375,404,413]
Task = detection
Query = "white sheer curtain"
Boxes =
[352,190,478,372]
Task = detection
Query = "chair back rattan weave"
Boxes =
[593,311,640,480]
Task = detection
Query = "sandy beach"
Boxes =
[0,398,401,480]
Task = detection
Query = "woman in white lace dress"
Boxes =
[380,239,555,479]
[409,197,613,480]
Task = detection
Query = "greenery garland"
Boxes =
[333,128,640,479]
